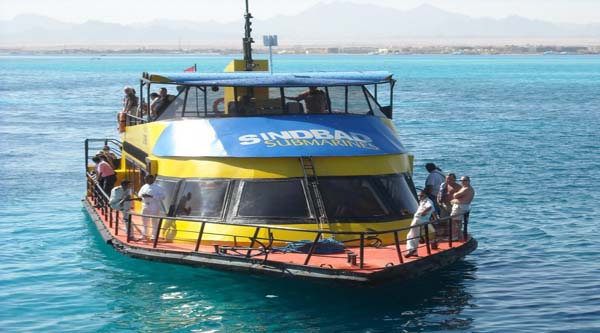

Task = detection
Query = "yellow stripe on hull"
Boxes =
[157,154,412,179]
[160,218,414,247]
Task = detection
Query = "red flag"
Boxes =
[184,64,196,72]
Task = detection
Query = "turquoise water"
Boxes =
[1,54,599,332]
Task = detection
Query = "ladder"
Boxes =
[299,156,329,231]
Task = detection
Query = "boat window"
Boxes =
[229,87,285,116]
[183,86,226,117]
[325,86,372,115]
[182,86,206,117]
[236,179,310,218]
[347,86,372,115]
[148,84,388,119]
[176,180,229,218]
[209,86,226,114]
[363,86,387,118]
[154,178,180,215]
[375,174,418,216]
[319,177,388,219]
[367,82,392,108]
[326,86,346,113]
[155,87,186,121]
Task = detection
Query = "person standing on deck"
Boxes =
[109,179,134,233]
[97,145,118,169]
[138,175,166,241]
[122,86,138,115]
[405,191,435,258]
[424,163,445,215]
[437,172,462,238]
[117,86,138,132]
[92,156,116,199]
[450,176,475,240]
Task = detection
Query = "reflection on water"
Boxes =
[89,226,477,333]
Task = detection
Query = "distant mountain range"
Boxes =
[1,2,599,47]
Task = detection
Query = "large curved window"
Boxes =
[236,179,310,218]
[318,174,417,220]
[319,178,388,219]
[154,178,180,215]
[374,174,418,216]
[176,180,229,218]
[155,89,185,120]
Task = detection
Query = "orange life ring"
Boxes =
[212,98,225,112]
[117,112,127,132]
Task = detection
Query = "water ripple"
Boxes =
[1,55,600,332]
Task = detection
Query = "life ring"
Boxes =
[212,98,225,112]
[117,112,127,132]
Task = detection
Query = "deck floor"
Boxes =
[88,197,469,274]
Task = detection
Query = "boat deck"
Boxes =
[84,197,476,283]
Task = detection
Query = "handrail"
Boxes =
[124,209,464,238]
[85,171,471,269]
[85,138,123,171]
[88,168,468,238]
[124,209,469,266]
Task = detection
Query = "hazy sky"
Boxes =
[1,0,599,24]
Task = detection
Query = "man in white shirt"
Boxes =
[109,179,133,234]
[424,163,445,214]
[405,191,435,258]
[137,175,166,240]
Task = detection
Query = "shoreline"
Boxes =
[1,45,599,56]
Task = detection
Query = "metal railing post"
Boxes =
[463,212,469,240]
[394,231,403,264]
[153,218,163,248]
[448,218,453,248]
[126,214,132,243]
[424,223,431,255]
[194,222,206,252]
[303,232,322,265]
[359,233,365,269]
[246,227,261,257]
[114,210,119,235]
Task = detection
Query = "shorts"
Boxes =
[451,203,471,221]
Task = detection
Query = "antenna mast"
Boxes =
[242,0,254,71]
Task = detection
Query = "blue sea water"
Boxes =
[1,54,599,332]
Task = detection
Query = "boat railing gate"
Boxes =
[85,138,123,226]
[84,138,123,172]
[127,113,146,127]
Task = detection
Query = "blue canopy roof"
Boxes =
[146,71,393,87]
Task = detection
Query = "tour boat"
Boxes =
[83,3,477,285]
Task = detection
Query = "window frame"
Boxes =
[317,174,417,222]
[173,178,232,220]
[230,178,315,222]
